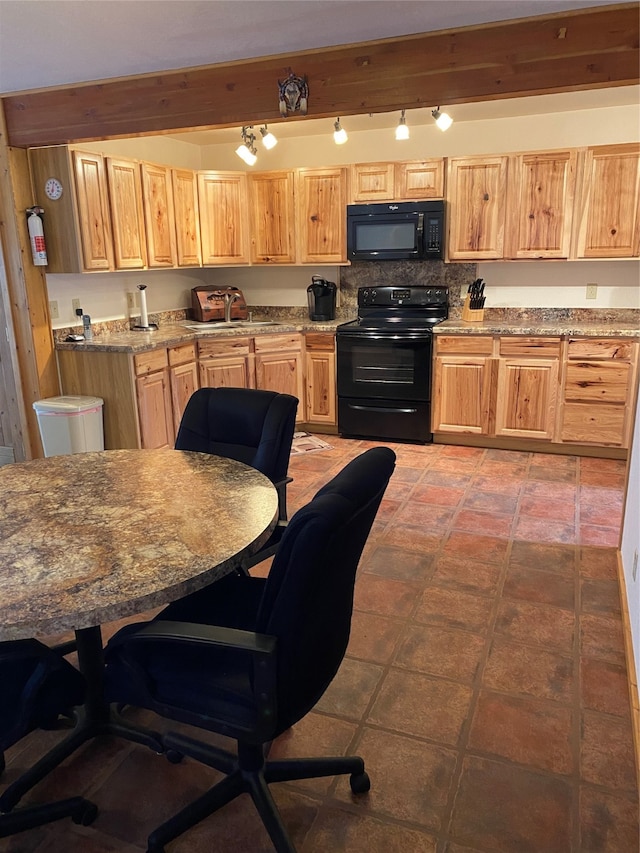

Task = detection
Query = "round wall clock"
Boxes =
[44,177,63,201]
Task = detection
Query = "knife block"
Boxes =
[462,295,485,323]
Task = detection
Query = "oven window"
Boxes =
[337,335,432,402]
[351,344,415,384]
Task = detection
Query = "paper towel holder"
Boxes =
[132,283,158,331]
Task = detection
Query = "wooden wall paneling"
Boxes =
[2,5,638,147]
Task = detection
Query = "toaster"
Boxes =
[191,286,248,322]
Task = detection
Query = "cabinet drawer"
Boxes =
[560,403,627,446]
[198,337,251,359]
[564,361,630,403]
[435,336,493,355]
[567,338,634,361]
[254,333,301,353]
[499,337,561,357]
[305,333,335,352]
[168,342,197,366]
[134,348,168,375]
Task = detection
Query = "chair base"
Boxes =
[0,796,97,838]
[146,731,369,853]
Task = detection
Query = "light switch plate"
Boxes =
[586,283,598,299]
[49,300,59,320]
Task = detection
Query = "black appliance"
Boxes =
[346,200,445,261]
[307,276,337,321]
[336,284,449,443]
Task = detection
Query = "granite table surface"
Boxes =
[0,449,278,641]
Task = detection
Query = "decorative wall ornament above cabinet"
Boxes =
[278,71,308,116]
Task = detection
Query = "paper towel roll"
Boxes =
[138,286,149,327]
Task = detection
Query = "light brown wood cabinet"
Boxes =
[197,171,250,265]
[198,337,254,389]
[171,169,202,266]
[247,171,296,264]
[447,155,508,260]
[254,334,305,419]
[505,150,577,259]
[350,159,445,203]
[296,167,347,263]
[573,143,640,259]
[140,162,177,268]
[304,333,336,426]
[28,147,114,272]
[168,342,199,435]
[432,336,494,434]
[559,337,638,447]
[105,157,147,269]
[134,348,174,449]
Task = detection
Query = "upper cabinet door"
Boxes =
[72,150,114,271]
[573,143,640,259]
[248,171,296,264]
[350,163,395,202]
[506,150,577,259]
[395,159,445,200]
[296,167,347,263]
[198,171,250,265]
[140,162,177,268]
[172,169,202,267]
[106,157,147,269]
[447,156,508,260]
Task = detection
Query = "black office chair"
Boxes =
[0,638,97,839]
[175,386,298,569]
[104,446,396,853]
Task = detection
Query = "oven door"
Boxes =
[336,330,432,402]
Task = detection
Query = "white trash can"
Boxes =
[33,396,104,457]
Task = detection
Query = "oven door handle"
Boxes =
[348,404,419,414]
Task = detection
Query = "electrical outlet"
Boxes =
[71,298,82,315]
[49,300,59,320]
[633,550,638,582]
[586,283,598,300]
[126,291,138,312]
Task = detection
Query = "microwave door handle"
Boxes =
[416,213,424,249]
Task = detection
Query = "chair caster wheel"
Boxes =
[73,800,98,826]
[350,771,370,794]
[165,749,184,764]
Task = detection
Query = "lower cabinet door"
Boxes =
[494,358,559,440]
[432,356,493,434]
[170,361,199,435]
[199,356,252,389]
[560,403,627,446]
[136,370,174,449]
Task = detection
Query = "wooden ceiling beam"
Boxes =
[2,3,638,148]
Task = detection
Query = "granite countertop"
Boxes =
[0,450,278,640]
[55,319,346,354]
[435,319,640,338]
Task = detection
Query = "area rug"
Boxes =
[291,432,333,455]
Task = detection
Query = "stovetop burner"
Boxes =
[338,284,449,335]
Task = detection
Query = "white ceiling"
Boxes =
[0,0,625,95]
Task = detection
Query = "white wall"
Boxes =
[621,389,640,687]
[45,99,640,325]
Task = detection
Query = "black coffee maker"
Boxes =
[307,276,337,321]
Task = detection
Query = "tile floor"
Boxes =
[3,437,638,852]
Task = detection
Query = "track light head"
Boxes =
[432,107,453,131]
[260,125,278,149]
[333,118,348,145]
[236,126,258,165]
[395,109,409,140]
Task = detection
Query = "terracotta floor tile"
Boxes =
[476,460,529,479]
[315,657,384,720]
[302,807,437,853]
[367,669,473,746]
[484,638,574,703]
[503,565,575,610]
[580,710,638,792]
[353,573,421,618]
[334,727,457,831]
[431,555,503,595]
[442,530,509,564]
[519,493,576,522]
[513,515,577,545]
[394,502,456,530]
[579,525,621,547]
[509,540,577,574]
[580,503,623,528]
[414,586,494,634]
[347,610,405,663]
[580,613,627,665]
[579,787,640,853]
[461,490,518,515]
[467,691,574,774]
[421,470,473,490]
[410,483,466,507]
[450,755,573,853]
[440,445,486,461]
[362,544,434,582]
[430,455,480,473]
[579,546,618,579]
[530,452,578,470]
[394,623,486,683]
[579,470,626,488]
[495,599,575,650]
[522,480,578,501]
[581,657,632,718]
[528,463,578,483]
[468,474,523,497]
[580,578,621,615]
[452,509,514,538]
[378,523,444,555]
[579,457,626,474]
[484,449,531,464]
[389,465,423,483]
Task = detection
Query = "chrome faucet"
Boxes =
[223,291,242,323]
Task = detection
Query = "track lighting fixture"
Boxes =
[432,107,453,131]
[395,109,409,141]
[235,126,258,165]
[333,118,348,145]
[260,125,278,149]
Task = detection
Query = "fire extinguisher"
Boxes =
[26,206,48,266]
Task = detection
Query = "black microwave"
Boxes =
[346,200,445,261]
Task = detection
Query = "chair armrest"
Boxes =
[113,620,276,658]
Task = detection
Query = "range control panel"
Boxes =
[358,285,449,308]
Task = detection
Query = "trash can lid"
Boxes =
[32,395,104,413]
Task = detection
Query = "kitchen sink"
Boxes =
[184,321,281,332]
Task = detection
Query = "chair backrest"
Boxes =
[174,387,298,485]
[255,447,396,732]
